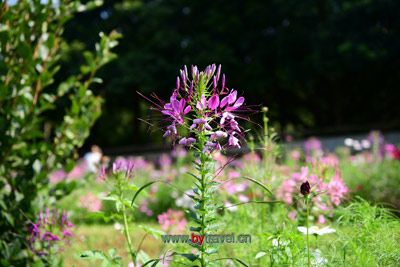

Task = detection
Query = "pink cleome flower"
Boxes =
[147,64,249,152]
[79,193,102,212]
[157,209,187,234]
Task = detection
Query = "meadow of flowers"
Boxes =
[38,65,400,267]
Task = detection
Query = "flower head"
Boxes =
[300,181,311,196]
[112,158,135,177]
[150,64,249,152]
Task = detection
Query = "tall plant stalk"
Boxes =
[119,181,137,265]
[306,196,311,267]
[148,64,249,266]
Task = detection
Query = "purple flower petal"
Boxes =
[220,96,229,108]
[233,97,244,108]
[184,105,191,114]
[228,90,237,104]
[172,99,180,112]
[193,118,207,124]
[208,95,220,110]
[179,137,196,146]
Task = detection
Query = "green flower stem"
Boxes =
[305,196,311,267]
[118,177,137,265]
[122,203,136,265]
[198,136,208,267]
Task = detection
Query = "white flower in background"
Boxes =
[312,249,328,266]
[297,226,336,236]
[224,201,238,212]
[344,138,353,147]
[353,140,362,151]
[176,190,195,210]
[361,139,371,149]
[114,222,122,231]
[170,191,179,198]
[238,194,249,202]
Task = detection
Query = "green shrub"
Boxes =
[0,1,119,265]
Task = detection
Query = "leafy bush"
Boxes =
[0,1,119,265]
[341,159,400,211]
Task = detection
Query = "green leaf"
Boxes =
[141,259,160,267]
[178,253,197,262]
[255,251,267,259]
[212,257,249,266]
[242,176,273,196]
[80,250,107,260]
[131,181,158,206]
[138,225,165,240]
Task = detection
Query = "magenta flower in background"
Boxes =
[112,158,135,177]
[28,209,73,257]
[385,143,400,160]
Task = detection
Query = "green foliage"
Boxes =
[334,199,400,266]
[0,0,119,265]
[341,159,400,210]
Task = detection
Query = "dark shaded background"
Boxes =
[60,0,400,150]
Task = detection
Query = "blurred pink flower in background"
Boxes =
[67,161,88,180]
[49,170,67,184]
[213,151,228,167]
[318,154,339,168]
[171,145,187,158]
[304,137,323,161]
[242,152,261,163]
[385,143,400,160]
[159,153,172,169]
[318,214,326,224]
[139,199,154,217]
[157,209,187,234]
[227,170,241,179]
[327,171,348,206]
[277,179,296,204]
[79,193,102,212]
[238,194,249,202]
[221,180,247,195]
[288,210,297,220]
[289,149,301,161]
[292,166,309,182]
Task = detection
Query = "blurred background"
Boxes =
[56,0,399,153]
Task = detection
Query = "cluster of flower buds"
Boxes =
[159,64,247,152]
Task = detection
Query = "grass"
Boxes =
[62,223,162,266]
[62,200,400,266]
